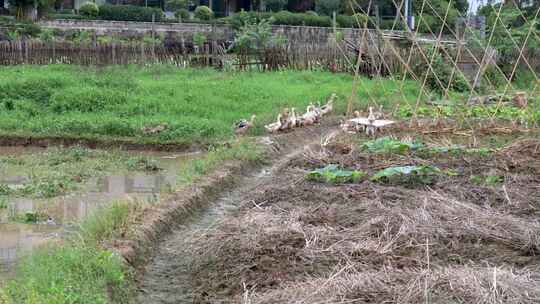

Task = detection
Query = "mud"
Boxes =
[0,135,199,152]
[0,148,203,281]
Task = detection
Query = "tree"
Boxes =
[8,0,52,20]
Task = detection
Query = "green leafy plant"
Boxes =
[79,1,99,18]
[194,5,213,20]
[371,165,444,185]
[193,32,207,47]
[0,197,8,209]
[362,137,424,154]
[307,164,365,184]
[470,174,504,186]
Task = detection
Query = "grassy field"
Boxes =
[0,65,424,145]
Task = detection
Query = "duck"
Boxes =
[265,114,283,133]
[321,94,336,116]
[366,106,376,136]
[234,114,256,135]
[279,108,292,130]
[374,105,384,119]
[289,108,298,128]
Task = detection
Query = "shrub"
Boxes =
[166,0,188,11]
[194,5,213,20]
[264,0,286,12]
[98,4,164,22]
[411,47,469,94]
[175,8,189,20]
[79,1,99,18]
[315,0,340,16]
[305,10,318,16]
[272,10,331,27]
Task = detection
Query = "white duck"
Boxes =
[265,114,283,133]
[321,94,336,116]
[289,108,298,128]
[366,106,376,136]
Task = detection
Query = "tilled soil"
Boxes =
[137,128,540,304]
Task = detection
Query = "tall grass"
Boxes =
[0,65,422,145]
[0,201,135,304]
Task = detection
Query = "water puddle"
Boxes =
[0,147,203,281]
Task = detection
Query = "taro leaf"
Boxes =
[362,137,424,154]
[370,165,443,182]
[307,164,365,184]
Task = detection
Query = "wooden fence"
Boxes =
[0,39,391,76]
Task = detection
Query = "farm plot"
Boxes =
[169,128,540,303]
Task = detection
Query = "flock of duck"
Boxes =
[233,93,395,136]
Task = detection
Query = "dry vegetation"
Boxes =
[182,126,540,303]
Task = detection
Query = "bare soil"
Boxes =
[135,123,540,304]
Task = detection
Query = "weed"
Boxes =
[362,137,424,154]
[306,164,365,184]
[371,165,444,185]
[470,174,504,186]
[79,201,132,245]
[181,139,264,183]
[126,156,162,172]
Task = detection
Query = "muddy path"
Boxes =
[135,128,324,304]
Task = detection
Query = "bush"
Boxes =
[315,0,340,16]
[98,4,164,22]
[412,47,469,94]
[264,0,286,12]
[272,10,331,27]
[79,1,99,18]
[175,8,189,20]
[194,5,213,20]
[166,0,188,11]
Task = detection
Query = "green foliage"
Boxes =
[0,18,41,38]
[362,137,424,154]
[193,32,206,46]
[411,46,469,95]
[0,146,162,198]
[181,139,264,183]
[371,165,444,185]
[98,4,164,22]
[79,1,99,18]
[413,0,460,34]
[79,201,132,245]
[3,215,133,303]
[272,10,331,26]
[315,0,340,16]
[0,197,7,209]
[194,5,213,20]
[306,164,365,183]
[125,156,161,171]
[470,174,504,186]
[166,0,188,11]
[264,0,287,12]
[233,17,286,53]
[175,8,190,20]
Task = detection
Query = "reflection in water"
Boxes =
[0,150,201,280]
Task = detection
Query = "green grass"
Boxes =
[180,138,265,183]
[0,65,423,145]
[0,201,135,304]
[0,146,161,198]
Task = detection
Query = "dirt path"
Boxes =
[136,167,271,303]
[135,129,324,303]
